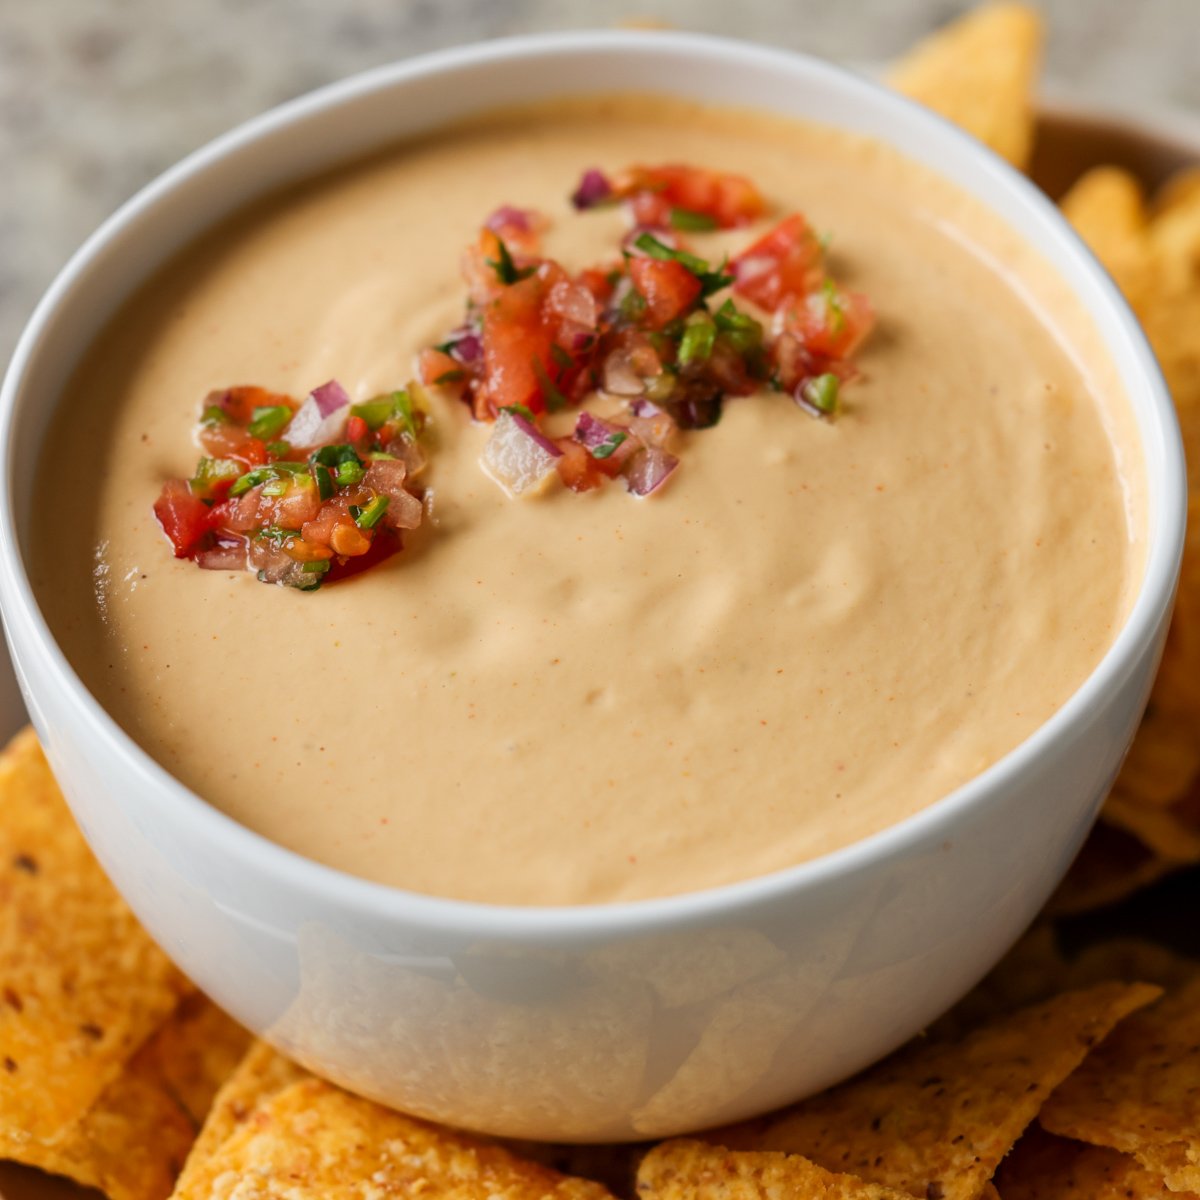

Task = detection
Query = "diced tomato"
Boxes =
[555,439,604,492]
[153,479,211,558]
[783,286,875,360]
[418,347,464,390]
[628,257,702,327]
[240,437,268,467]
[325,530,400,582]
[618,165,765,229]
[345,415,368,444]
[481,275,557,415]
[213,386,294,425]
[462,227,542,305]
[731,214,824,312]
[576,267,617,306]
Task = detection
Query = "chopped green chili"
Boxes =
[801,373,840,415]
[352,495,390,529]
[486,237,535,285]
[247,405,292,440]
[678,314,717,365]
[590,432,628,460]
[669,207,718,231]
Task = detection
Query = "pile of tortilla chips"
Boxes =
[2,4,1198,1199]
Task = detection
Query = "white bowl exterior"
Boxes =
[0,33,1185,1141]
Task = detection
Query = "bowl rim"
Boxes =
[0,28,1187,939]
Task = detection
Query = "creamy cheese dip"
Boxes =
[31,97,1144,905]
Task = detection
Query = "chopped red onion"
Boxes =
[574,410,626,452]
[571,168,612,210]
[629,398,665,419]
[603,349,646,397]
[450,333,482,364]
[311,379,350,417]
[196,539,247,571]
[623,446,679,496]
[486,206,534,233]
[480,410,562,497]
[511,411,562,458]
[286,381,351,447]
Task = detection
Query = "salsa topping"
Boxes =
[153,162,873,585]
[422,163,874,498]
[153,381,428,589]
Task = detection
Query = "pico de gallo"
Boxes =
[153,380,428,589]
[419,162,874,499]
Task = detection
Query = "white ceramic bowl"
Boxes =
[0,32,1187,1142]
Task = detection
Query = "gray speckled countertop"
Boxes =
[1,0,1196,362]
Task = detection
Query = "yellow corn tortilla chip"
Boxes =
[929,925,1065,1039]
[0,994,245,1200]
[637,1140,912,1200]
[1153,166,1200,220]
[170,1040,306,1200]
[995,1126,1191,1199]
[0,726,190,1142]
[136,993,251,1129]
[174,1073,615,1200]
[1062,939,1200,994]
[1060,165,1200,860]
[888,2,1043,169]
[1047,823,1174,916]
[1041,975,1200,1190]
[1059,166,1155,305]
[714,982,1160,1200]
[1102,791,1200,863]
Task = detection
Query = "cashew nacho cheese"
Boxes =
[30,98,1144,905]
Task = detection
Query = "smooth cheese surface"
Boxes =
[31,97,1144,904]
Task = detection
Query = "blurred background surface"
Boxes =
[1,0,1197,365]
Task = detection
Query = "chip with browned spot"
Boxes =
[0,995,246,1200]
[0,727,191,1143]
[1041,975,1200,1190]
[995,1126,1192,1199]
[637,1139,913,1200]
[888,2,1044,169]
[172,1070,616,1200]
[712,982,1159,1200]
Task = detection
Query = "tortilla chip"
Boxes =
[0,1035,194,1200]
[1102,792,1200,863]
[632,952,846,1136]
[714,982,1160,1200]
[170,1040,306,1200]
[929,926,1066,1038]
[134,993,252,1128]
[1061,939,1200,994]
[1041,975,1200,1190]
[175,1073,615,1200]
[0,995,246,1200]
[1150,175,1200,293]
[1047,823,1174,915]
[1059,162,1200,864]
[0,727,191,1142]
[888,2,1043,169]
[1153,167,1200,220]
[1060,166,1155,305]
[995,1126,1190,1199]
[637,1140,912,1200]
